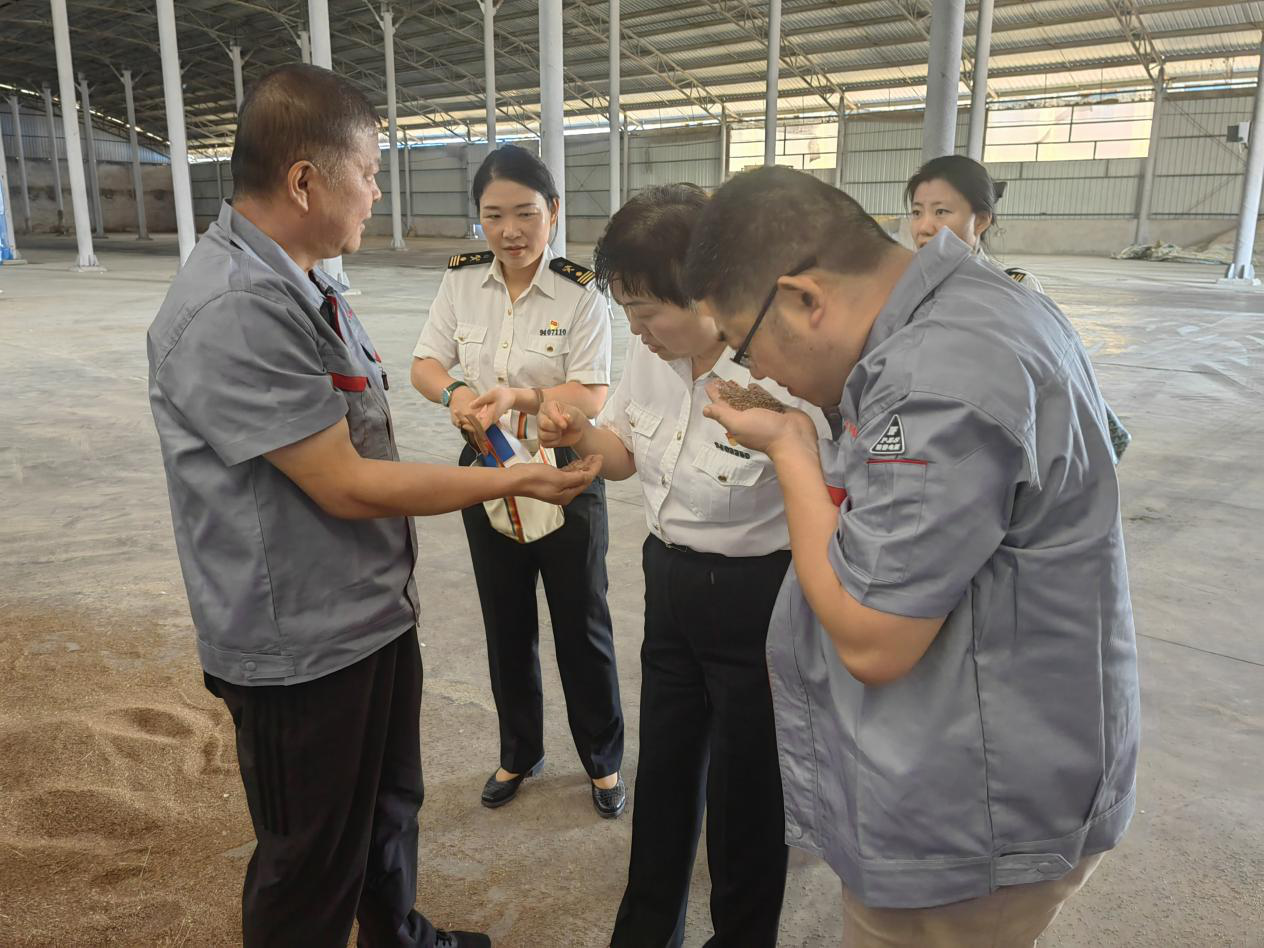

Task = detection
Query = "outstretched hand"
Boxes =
[514,454,603,506]
[703,381,816,456]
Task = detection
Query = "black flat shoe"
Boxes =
[435,930,491,948]
[480,757,545,809]
[591,775,626,819]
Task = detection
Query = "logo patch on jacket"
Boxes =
[869,415,905,456]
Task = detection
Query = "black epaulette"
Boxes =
[549,256,597,287]
[448,250,495,269]
[1004,267,1027,284]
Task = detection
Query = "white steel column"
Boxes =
[833,96,847,189]
[1220,35,1264,286]
[50,0,101,270]
[156,0,197,265]
[230,44,245,113]
[8,97,32,233]
[382,4,405,250]
[922,0,966,162]
[41,84,65,230]
[539,0,566,254]
[608,0,620,215]
[483,0,498,146]
[306,0,350,286]
[622,124,630,202]
[298,30,311,64]
[0,113,24,261]
[764,0,781,166]
[402,127,413,235]
[78,74,104,237]
[966,0,994,161]
[121,70,150,239]
[1133,71,1165,247]
[215,157,224,201]
[719,110,729,181]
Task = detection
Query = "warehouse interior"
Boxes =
[1,1,1263,946]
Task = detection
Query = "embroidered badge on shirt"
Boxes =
[539,319,568,337]
[870,415,905,456]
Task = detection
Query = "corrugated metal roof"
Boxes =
[0,0,1258,149]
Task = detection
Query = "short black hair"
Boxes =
[231,64,380,198]
[593,183,708,307]
[682,166,896,315]
[472,144,560,211]
[905,155,1001,238]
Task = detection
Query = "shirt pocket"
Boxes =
[690,443,767,522]
[523,333,571,384]
[846,458,928,586]
[454,322,487,382]
[625,400,663,473]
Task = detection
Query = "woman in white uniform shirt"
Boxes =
[906,154,1131,461]
[411,145,626,818]
[540,184,826,947]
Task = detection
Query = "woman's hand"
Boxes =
[447,385,478,432]
[703,381,818,458]
[537,399,591,449]
[467,386,521,432]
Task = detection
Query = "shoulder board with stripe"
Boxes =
[448,250,495,269]
[1004,267,1028,284]
[549,256,597,287]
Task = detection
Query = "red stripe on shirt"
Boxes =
[330,372,368,392]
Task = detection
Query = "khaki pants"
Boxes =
[841,853,1104,948]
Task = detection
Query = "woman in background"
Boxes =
[906,154,1131,460]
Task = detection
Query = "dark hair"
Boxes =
[471,144,560,211]
[682,166,896,315]
[593,184,708,307]
[904,155,1001,234]
[232,64,380,197]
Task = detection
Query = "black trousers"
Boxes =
[460,444,624,779]
[205,630,436,948]
[612,537,792,948]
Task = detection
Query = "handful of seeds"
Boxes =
[561,454,602,475]
[715,379,787,413]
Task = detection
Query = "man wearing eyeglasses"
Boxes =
[689,167,1138,947]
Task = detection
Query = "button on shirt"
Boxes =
[147,201,420,687]
[412,245,611,395]
[769,229,1139,909]
[597,336,827,558]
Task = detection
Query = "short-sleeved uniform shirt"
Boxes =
[412,245,612,417]
[769,229,1139,908]
[597,336,827,557]
[148,202,419,687]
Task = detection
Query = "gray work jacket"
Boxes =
[768,229,1140,908]
[148,202,419,686]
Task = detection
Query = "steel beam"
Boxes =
[382,4,405,250]
[540,0,566,254]
[922,0,966,161]
[157,0,197,265]
[49,0,101,269]
[765,0,781,166]
[78,74,105,237]
[7,97,32,233]
[966,0,994,160]
[1219,34,1264,286]
[41,84,65,231]
[1133,71,1165,246]
[482,0,498,145]
[122,70,150,239]
[609,0,620,216]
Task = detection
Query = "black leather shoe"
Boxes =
[435,931,491,948]
[480,757,544,809]
[591,775,626,819]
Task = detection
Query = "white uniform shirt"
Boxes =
[598,336,829,558]
[413,244,612,395]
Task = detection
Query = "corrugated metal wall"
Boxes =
[0,105,169,165]
[188,91,1255,230]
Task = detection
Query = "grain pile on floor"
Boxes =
[0,606,249,946]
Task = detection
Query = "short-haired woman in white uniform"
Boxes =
[540,183,827,947]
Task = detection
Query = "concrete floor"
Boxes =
[1,233,1262,947]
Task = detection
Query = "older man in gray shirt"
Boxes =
[148,65,593,948]
[693,167,1138,947]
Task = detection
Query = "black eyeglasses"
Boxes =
[731,256,816,368]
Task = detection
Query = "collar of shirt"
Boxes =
[482,243,558,300]
[857,227,973,367]
[217,200,329,312]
